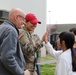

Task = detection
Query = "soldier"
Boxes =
[19,13,43,75]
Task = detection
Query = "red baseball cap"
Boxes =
[25,13,41,24]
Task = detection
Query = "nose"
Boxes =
[33,24,37,26]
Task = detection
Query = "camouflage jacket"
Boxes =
[19,27,43,64]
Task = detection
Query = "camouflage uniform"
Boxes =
[19,27,43,75]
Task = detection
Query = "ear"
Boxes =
[14,15,18,21]
[62,40,65,46]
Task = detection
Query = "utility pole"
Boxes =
[48,10,51,42]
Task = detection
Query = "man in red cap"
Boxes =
[19,13,43,75]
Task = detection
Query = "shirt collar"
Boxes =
[4,20,19,34]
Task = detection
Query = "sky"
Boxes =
[46,0,76,24]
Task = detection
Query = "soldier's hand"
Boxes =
[42,31,48,43]
[24,69,30,75]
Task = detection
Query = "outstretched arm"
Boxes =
[42,31,62,59]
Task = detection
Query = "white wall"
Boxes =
[0,0,47,57]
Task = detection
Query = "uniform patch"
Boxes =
[18,34,24,39]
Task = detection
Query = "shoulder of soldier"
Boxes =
[18,29,26,39]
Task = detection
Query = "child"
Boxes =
[42,31,76,75]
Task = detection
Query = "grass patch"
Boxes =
[41,55,54,61]
[41,63,56,75]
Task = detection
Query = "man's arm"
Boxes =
[44,42,63,59]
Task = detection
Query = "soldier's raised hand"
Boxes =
[42,31,48,43]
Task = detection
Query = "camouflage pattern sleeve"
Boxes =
[19,29,36,53]
[33,34,43,60]
[36,49,41,62]
[19,29,29,45]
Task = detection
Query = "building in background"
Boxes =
[47,24,76,50]
[0,10,9,24]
